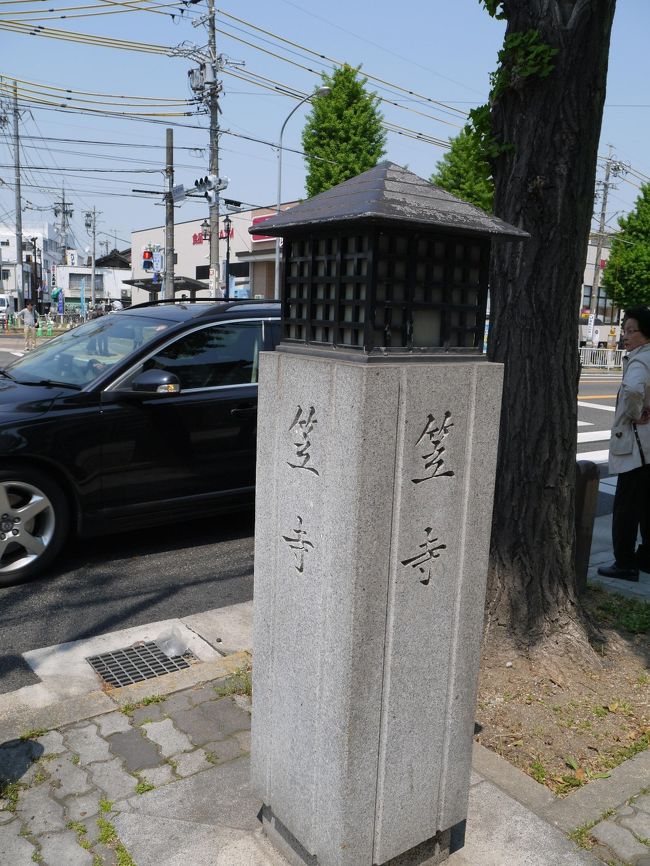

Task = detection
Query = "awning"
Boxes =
[122,275,210,298]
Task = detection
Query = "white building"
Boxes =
[0,223,61,309]
[129,203,297,305]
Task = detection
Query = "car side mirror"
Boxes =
[132,369,181,394]
[102,369,182,404]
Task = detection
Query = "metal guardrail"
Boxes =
[579,347,624,369]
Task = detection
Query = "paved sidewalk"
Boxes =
[0,667,613,866]
[0,524,649,865]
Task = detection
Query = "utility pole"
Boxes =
[13,81,24,309]
[588,146,625,343]
[84,207,100,309]
[207,0,220,299]
[164,127,175,300]
[54,189,73,264]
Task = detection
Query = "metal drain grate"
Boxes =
[86,642,196,688]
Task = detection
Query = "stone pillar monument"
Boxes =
[250,163,527,866]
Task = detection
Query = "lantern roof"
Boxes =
[250,161,529,241]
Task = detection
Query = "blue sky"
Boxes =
[0,0,647,252]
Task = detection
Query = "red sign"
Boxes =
[192,233,204,246]
[600,259,607,270]
[251,215,274,242]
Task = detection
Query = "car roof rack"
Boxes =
[127,298,277,310]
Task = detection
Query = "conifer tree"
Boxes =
[430,126,494,213]
[602,184,650,308]
[302,65,386,197]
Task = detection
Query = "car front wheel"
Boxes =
[0,469,69,586]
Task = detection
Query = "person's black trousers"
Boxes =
[612,464,650,569]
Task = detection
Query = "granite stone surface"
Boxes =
[252,353,503,866]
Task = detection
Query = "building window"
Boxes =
[582,284,618,325]
[0,239,9,247]
[69,273,104,293]
[195,265,210,280]
[1,269,9,282]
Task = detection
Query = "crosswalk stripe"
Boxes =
[578,448,609,463]
[578,401,615,412]
[577,430,610,443]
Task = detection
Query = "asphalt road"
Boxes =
[0,343,621,696]
[0,342,256,695]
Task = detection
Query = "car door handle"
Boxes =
[231,405,257,417]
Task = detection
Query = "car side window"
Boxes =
[118,321,263,391]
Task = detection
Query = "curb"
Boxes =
[0,651,249,743]
[472,741,650,833]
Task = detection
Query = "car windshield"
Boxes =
[5,313,174,388]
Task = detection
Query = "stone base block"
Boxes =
[261,806,463,866]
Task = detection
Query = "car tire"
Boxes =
[0,468,69,586]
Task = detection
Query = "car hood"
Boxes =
[0,378,62,418]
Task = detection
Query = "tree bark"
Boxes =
[486,0,617,650]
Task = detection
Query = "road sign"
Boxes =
[152,250,164,272]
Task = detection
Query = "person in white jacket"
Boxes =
[15,301,37,351]
[598,306,650,581]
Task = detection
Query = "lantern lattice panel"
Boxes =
[282,230,489,354]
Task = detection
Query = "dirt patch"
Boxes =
[475,585,650,796]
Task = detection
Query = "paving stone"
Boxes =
[0,739,40,783]
[109,729,164,771]
[94,842,119,866]
[637,795,650,815]
[172,748,211,778]
[38,829,95,866]
[64,723,111,764]
[198,697,251,735]
[203,738,243,765]
[0,817,37,865]
[232,694,252,714]
[46,754,93,799]
[88,757,136,800]
[0,807,15,825]
[35,731,65,756]
[233,730,251,753]
[163,706,227,746]
[187,683,219,706]
[64,791,103,822]
[14,783,66,835]
[160,691,193,713]
[635,857,650,866]
[591,820,648,861]
[130,704,167,726]
[620,810,650,840]
[96,712,132,737]
[142,719,193,758]
[22,759,49,786]
[617,805,636,817]
[138,765,175,787]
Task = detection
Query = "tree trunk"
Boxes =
[486,0,617,651]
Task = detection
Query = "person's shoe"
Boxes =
[597,562,639,581]
[636,560,650,574]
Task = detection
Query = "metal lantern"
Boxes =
[250,162,527,360]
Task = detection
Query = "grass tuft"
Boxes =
[214,664,252,698]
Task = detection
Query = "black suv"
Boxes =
[0,299,281,585]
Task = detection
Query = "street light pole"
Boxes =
[274,87,331,299]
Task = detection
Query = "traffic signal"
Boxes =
[142,249,154,271]
[194,174,228,202]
